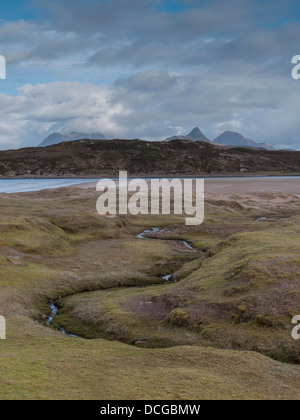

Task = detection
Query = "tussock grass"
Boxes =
[0,188,299,399]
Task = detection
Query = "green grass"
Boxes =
[1,319,300,400]
[49,195,300,362]
[0,187,299,399]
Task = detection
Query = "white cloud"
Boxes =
[0,81,127,148]
[0,66,299,150]
[0,1,300,149]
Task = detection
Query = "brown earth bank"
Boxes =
[0,138,299,177]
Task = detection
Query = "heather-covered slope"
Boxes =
[0,138,299,177]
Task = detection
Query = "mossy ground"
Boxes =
[0,186,299,399]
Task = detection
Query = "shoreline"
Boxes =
[0,172,300,180]
[77,177,300,196]
[0,175,299,195]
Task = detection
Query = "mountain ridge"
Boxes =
[39,132,106,147]
[165,127,275,150]
[213,130,274,150]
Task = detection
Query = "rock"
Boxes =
[133,340,147,345]
[7,257,26,266]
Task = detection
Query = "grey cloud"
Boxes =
[37,0,260,39]
[0,71,300,151]
[0,0,300,150]
[115,70,176,91]
[1,0,298,75]
[109,68,300,148]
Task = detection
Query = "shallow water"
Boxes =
[46,300,79,338]
[137,227,194,284]
[0,178,100,193]
[46,301,58,324]
[45,227,194,337]
[137,227,193,250]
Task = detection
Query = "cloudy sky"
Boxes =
[0,0,300,149]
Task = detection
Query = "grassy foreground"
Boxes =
[0,186,299,399]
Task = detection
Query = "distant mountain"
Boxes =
[164,127,211,143]
[39,132,106,147]
[214,131,274,150]
[277,147,298,152]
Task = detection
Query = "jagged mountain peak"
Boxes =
[164,127,211,143]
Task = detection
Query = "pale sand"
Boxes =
[77,177,300,196]
[205,177,300,195]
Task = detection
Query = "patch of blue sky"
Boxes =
[0,0,36,22]
[153,0,191,13]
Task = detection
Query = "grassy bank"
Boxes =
[0,186,299,399]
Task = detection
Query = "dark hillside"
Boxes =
[0,139,299,177]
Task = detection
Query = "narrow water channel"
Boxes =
[45,227,194,337]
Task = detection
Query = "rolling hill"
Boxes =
[0,138,299,177]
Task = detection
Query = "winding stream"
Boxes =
[46,301,80,338]
[45,227,194,337]
[137,227,193,249]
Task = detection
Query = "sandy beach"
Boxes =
[205,177,300,195]
[77,176,300,196]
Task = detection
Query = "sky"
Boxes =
[1,0,300,149]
